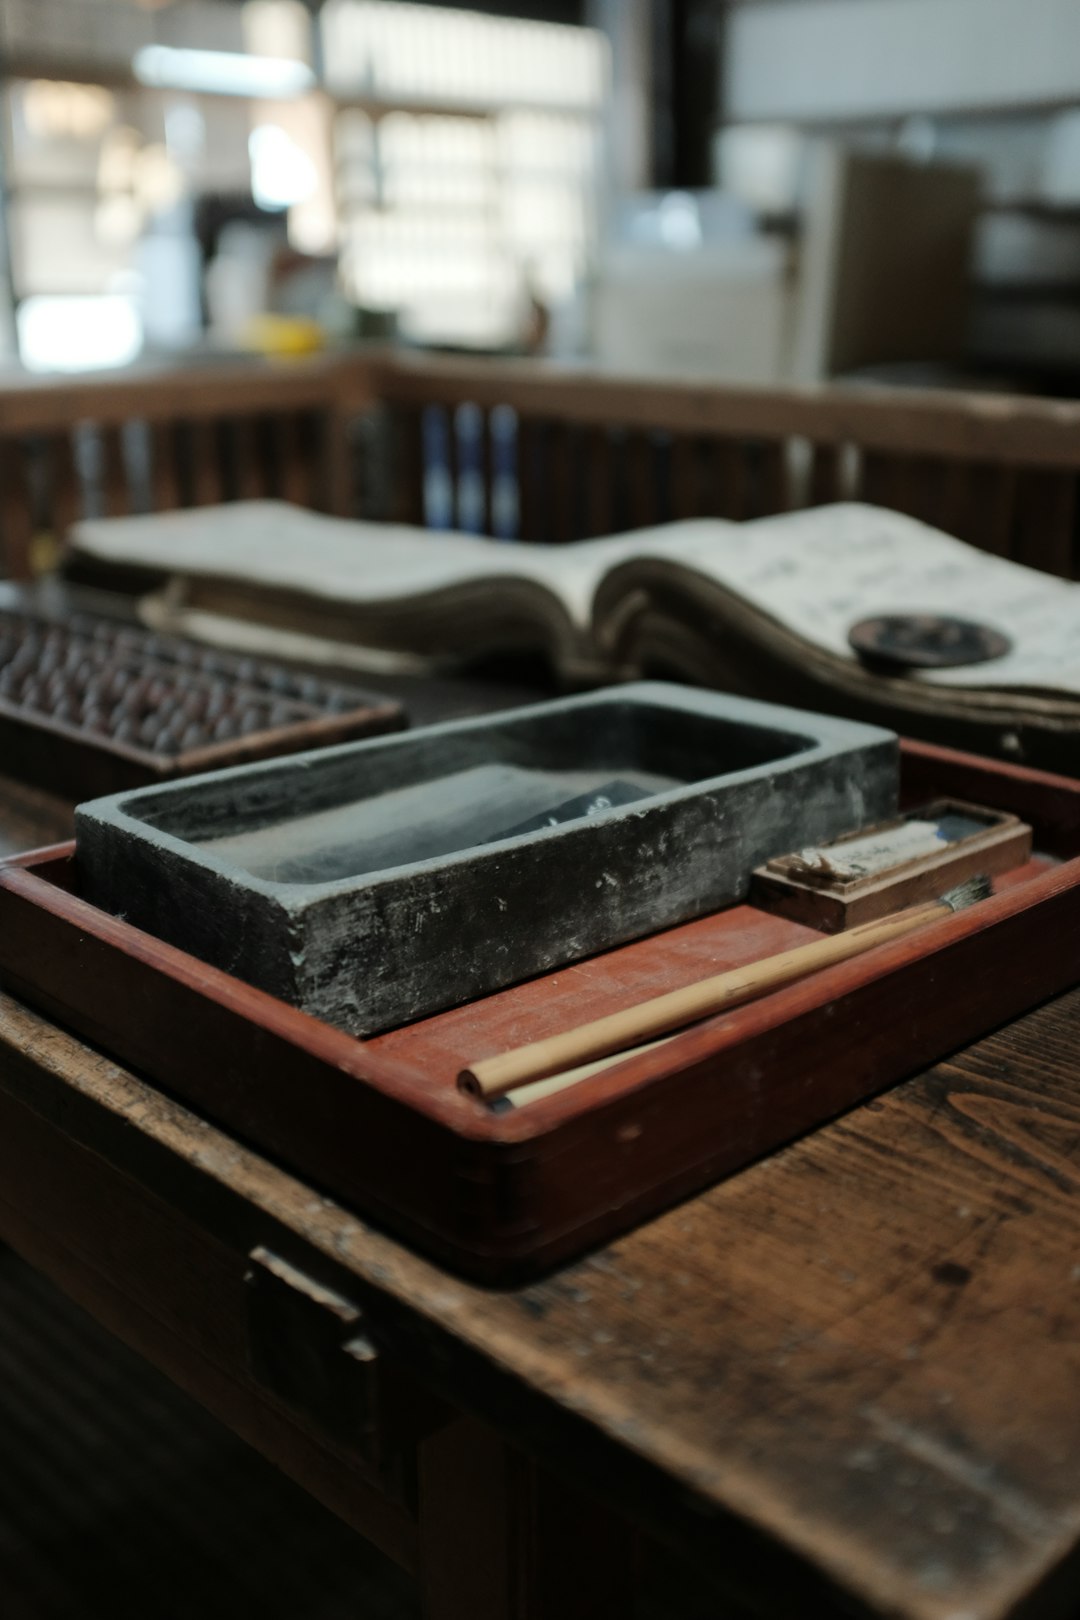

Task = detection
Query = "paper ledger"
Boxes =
[68,498,1080,772]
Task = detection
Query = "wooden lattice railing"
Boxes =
[0,355,358,579]
[3,347,1080,583]
[371,352,1080,577]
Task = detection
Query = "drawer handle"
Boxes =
[245,1246,380,1453]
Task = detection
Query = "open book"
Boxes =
[69,499,1080,774]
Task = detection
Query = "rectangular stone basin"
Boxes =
[74,682,899,1034]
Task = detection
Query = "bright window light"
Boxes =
[326,2,605,348]
[23,81,115,141]
[133,45,315,99]
[17,295,143,373]
[250,124,317,211]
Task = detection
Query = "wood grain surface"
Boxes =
[3,975,1080,1620]
[5,675,1080,1613]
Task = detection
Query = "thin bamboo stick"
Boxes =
[460,880,990,1102]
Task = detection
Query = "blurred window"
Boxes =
[7,82,154,301]
[0,0,605,359]
[321,0,606,110]
[17,293,142,372]
[326,2,607,347]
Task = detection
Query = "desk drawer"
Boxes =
[245,1245,443,1479]
[0,1043,431,1569]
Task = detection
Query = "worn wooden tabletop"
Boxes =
[2,767,1080,1620]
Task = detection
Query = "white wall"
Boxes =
[725,0,1080,124]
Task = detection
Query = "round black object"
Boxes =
[848,614,1012,672]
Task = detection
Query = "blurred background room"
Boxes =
[4,0,1080,391]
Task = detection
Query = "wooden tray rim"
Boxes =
[2,828,1077,1152]
[6,736,1080,1275]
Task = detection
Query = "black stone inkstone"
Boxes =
[75,684,900,1036]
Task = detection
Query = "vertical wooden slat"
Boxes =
[586,426,613,537]
[626,429,656,529]
[488,403,518,540]
[453,402,487,535]
[1012,469,1077,579]
[751,441,788,517]
[569,424,590,541]
[151,422,182,512]
[933,460,969,540]
[963,461,1017,558]
[393,405,424,526]
[549,422,575,543]
[518,417,546,543]
[323,407,352,518]
[606,428,627,533]
[479,406,494,537]
[306,412,324,507]
[669,435,700,520]
[233,416,265,503]
[275,414,306,507]
[708,438,748,520]
[100,425,129,518]
[897,456,941,526]
[809,443,842,506]
[416,402,455,531]
[193,420,224,506]
[308,410,331,512]
[908,455,943,532]
[861,452,909,519]
[440,405,460,533]
[47,434,80,544]
[858,449,894,512]
[0,438,33,580]
[877,453,1014,551]
[858,452,940,527]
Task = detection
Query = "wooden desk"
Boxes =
[3,774,1080,1620]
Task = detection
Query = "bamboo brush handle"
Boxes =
[459,896,947,1100]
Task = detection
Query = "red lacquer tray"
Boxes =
[2,739,1080,1281]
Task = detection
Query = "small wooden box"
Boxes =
[750,799,1033,932]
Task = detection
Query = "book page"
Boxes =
[628,503,1080,698]
[71,501,656,630]
[72,499,1080,698]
